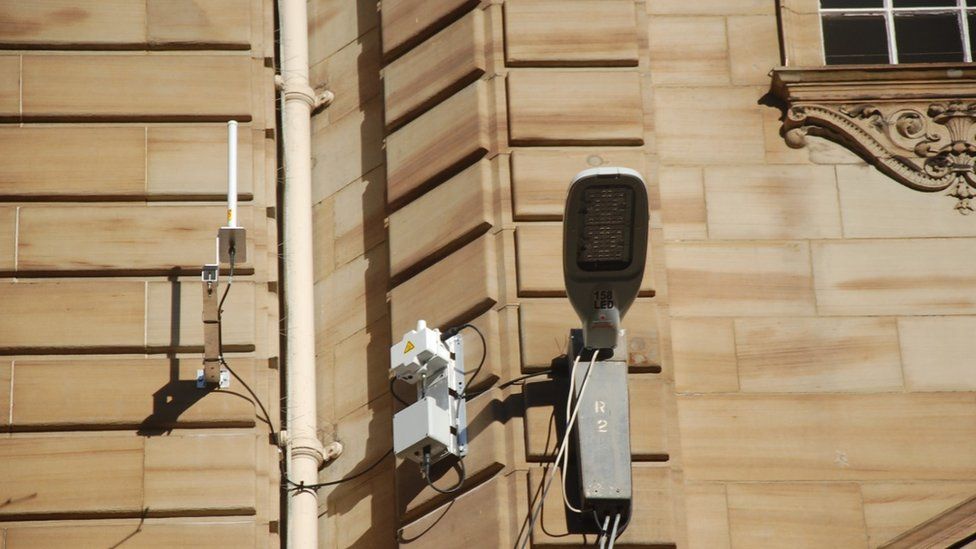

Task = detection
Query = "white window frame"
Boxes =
[819,0,975,63]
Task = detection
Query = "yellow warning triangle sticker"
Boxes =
[404,341,415,354]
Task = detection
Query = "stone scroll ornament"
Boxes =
[784,101,976,214]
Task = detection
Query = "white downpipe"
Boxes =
[227,120,238,227]
[279,0,323,547]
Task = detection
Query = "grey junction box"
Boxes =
[570,332,633,520]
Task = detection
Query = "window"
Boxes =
[821,0,976,64]
[774,2,976,213]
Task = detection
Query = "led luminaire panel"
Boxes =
[576,186,635,272]
[563,167,649,350]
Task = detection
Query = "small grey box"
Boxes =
[393,396,452,463]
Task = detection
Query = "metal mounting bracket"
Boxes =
[447,335,468,457]
[218,226,247,264]
[197,368,230,388]
[202,264,222,385]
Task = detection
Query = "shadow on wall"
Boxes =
[391,354,619,546]
[313,0,394,547]
[137,273,256,437]
[393,389,525,519]
[517,366,606,542]
[137,274,205,436]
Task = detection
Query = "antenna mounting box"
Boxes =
[218,226,247,264]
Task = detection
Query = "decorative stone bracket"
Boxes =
[771,65,976,214]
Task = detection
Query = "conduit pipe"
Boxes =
[279,0,323,546]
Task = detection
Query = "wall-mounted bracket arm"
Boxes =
[200,264,226,387]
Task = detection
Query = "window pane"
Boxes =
[970,13,976,57]
[895,13,964,63]
[893,0,956,7]
[823,16,890,64]
[821,0,883,7]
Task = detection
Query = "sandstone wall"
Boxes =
[0,1,281,546]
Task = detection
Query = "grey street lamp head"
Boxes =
[562,167,649,351]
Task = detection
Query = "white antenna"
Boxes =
[227,120,238,228]
[217,120,246,265]
[200,120,246,388]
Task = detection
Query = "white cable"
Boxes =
[607,513,621,549]
[515,353,580,548]
[519,350,600,549]
[598,514,611,549]
[560,354,582,513]
[562,351,600,513]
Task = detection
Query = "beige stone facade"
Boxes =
[0,1,280,547]
[1,0,975,548]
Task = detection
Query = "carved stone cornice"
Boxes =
[771,64,976,213]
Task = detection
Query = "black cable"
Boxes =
[215,251,278,438]
[221,357,276,435]
[215,252,286,481]
[422,448,466,495]
[218,268,393,493]
[514,408,558,549]
[443,323,486,400]
[499,369,552,389]
[517,350,602,549]
[426,459,465,494]
[218,248,236,313]
[286,448,394,492]
[397,498,456,543]
[949,530,976,549]
[390,376,409,406]
[216,248,402,495]
[466,369,553,400]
